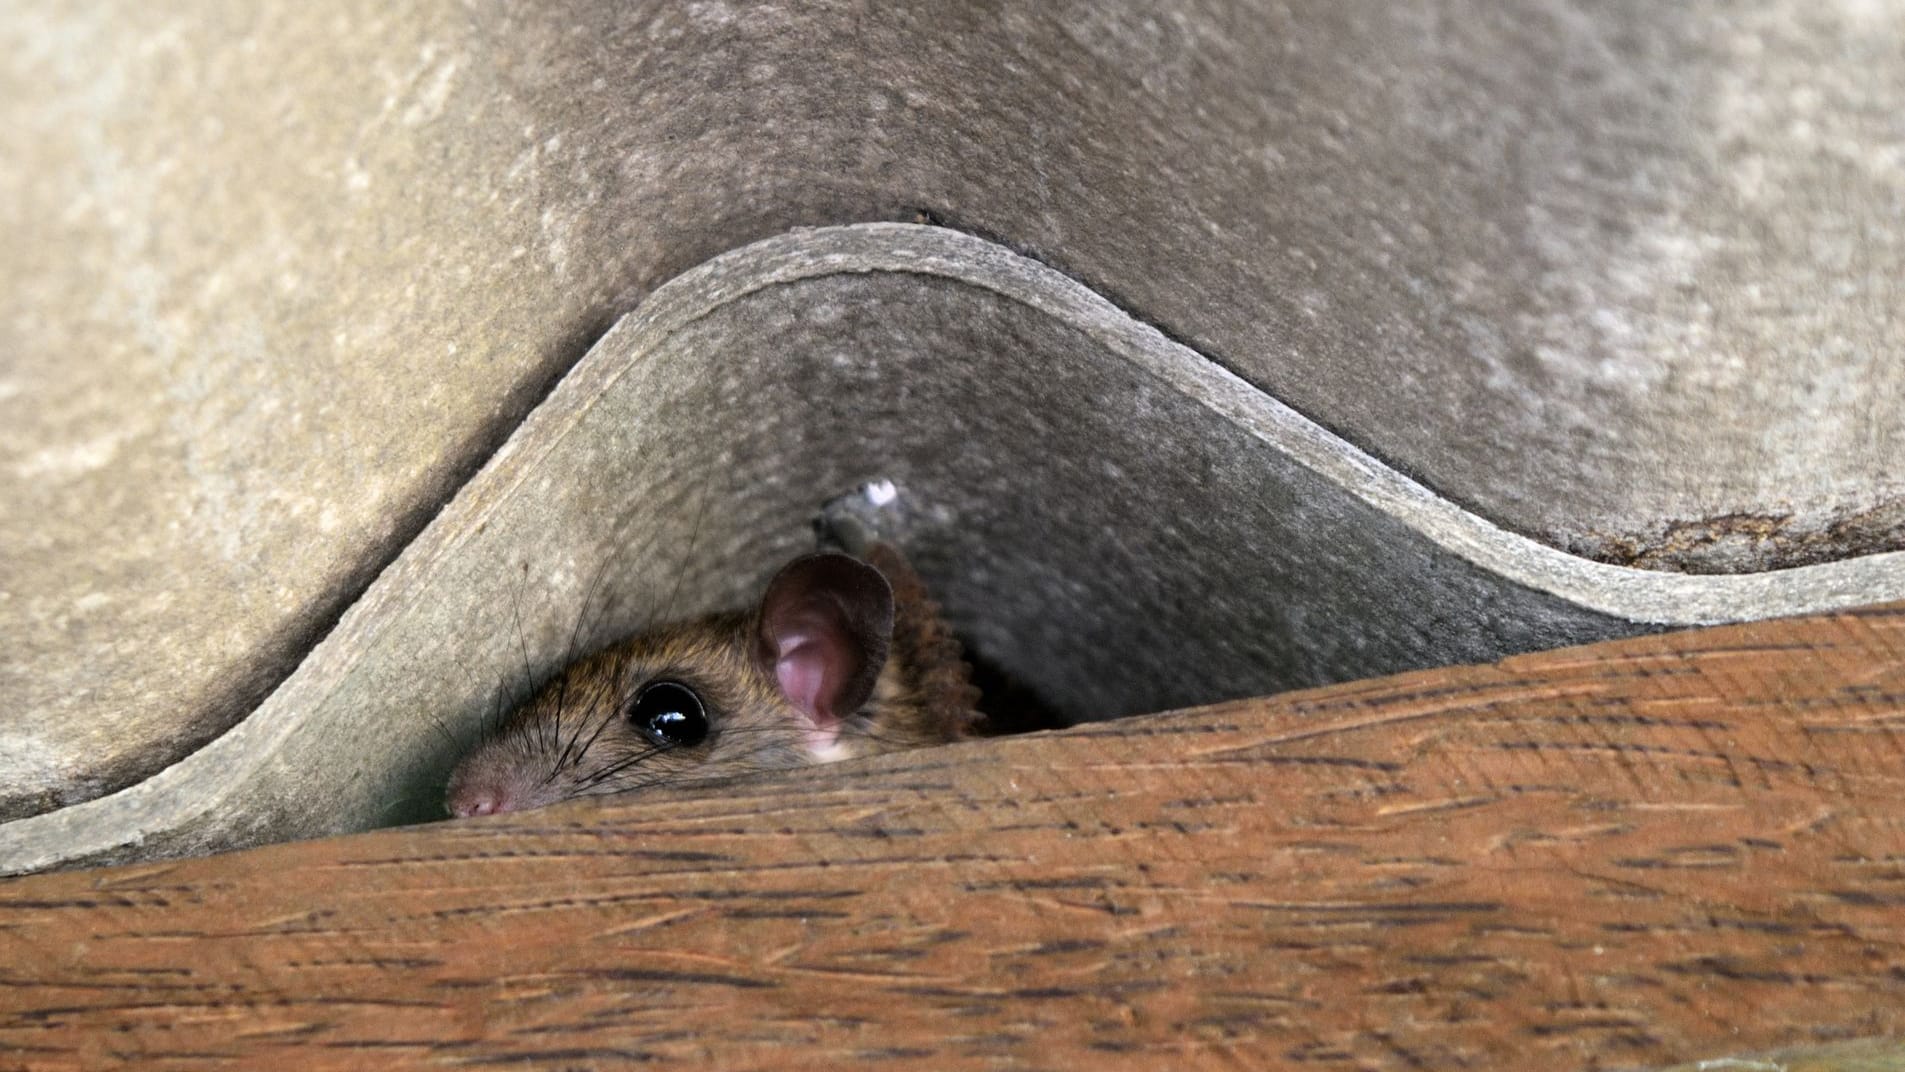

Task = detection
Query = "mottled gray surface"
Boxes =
[2,2,1902,843]
[4,226,1902,876]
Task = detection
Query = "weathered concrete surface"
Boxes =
[2,2,1902,838]
[4,225,1902,876]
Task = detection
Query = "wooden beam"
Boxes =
[4,605,1905,1070]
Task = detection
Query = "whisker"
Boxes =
[487,670,514,735]
[542,484,698,772]
[557,675,630,781]
[552,517,651,774]
[424,714,459,750]
[576,742,669,790]
[502,559,557,759]
[645,481,715,637]
[541,666,620,787]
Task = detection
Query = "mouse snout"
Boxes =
[444,759,537,818]
[447,786,509,818]
[445,726,592,818]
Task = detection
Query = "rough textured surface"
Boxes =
[4,225,1904,874]
[3,603,1904,1070]
[3,3,1902,833]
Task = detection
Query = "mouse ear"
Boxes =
[753,552,894,756]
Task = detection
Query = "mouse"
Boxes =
[444,541,983,818]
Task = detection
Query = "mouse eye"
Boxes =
[628,680,709,748]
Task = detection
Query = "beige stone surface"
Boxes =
[2,2,1901,831]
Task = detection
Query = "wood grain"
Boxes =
[4,605,1905,1071]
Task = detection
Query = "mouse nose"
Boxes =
[448,788,508,818]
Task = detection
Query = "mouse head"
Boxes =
[445,551,895,818]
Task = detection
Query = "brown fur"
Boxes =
[445,545,977,816]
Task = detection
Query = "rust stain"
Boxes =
[1566,499,1905,573]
